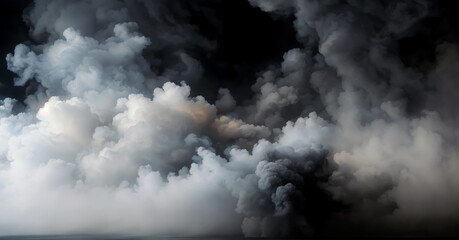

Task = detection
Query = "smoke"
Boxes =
[248,0,459,235]
[1,0,459,237]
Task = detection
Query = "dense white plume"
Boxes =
[1,0,459,237]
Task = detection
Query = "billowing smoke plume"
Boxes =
[1,0,459,237]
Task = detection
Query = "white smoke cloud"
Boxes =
[3,2,330,233]
[0,80,330,236]
[2,0,459,237]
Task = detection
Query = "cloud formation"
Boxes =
[1,0,459,237]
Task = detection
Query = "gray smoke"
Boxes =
[248,0,459,235]
[1,0,459,237]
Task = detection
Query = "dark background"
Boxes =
[2,0,459,104]
[0,0,30,101]
[0,0,301,103]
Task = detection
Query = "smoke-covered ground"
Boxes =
[1,0,459,238]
